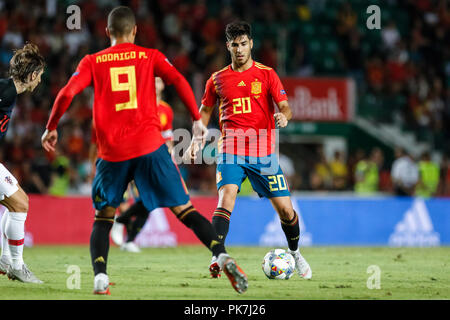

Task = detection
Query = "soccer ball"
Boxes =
[262,249,295,280]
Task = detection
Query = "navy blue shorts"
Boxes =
[92,144,189,212]
[216,153,291,198]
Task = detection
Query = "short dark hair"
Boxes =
[9,43,45,83]
[107,6,136,37]
[225,21,252,41]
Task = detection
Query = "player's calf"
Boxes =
[212,207,232,245]
[1,187,29,272]
[280,210,300,252]
[90,208,115,293]
[172,204,227,258]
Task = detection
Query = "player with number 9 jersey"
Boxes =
[46,43,198,162]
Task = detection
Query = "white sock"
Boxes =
[5,212,27,269]
[1,209,11,260]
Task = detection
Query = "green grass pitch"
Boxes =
[0,246,449,300]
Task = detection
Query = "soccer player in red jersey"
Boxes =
[186,21,312,280]
[41,7,247,294]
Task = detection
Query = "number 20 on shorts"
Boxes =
[268,174,287,191]
[110,65,138,111]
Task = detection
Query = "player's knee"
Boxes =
[277,206,294,222]
[14,200,29,213]
[10,190,29,213]
[170,201,193,216]
[95,207,116,219]
[218,185,238,211]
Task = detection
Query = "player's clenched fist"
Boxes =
[274,113,288,128]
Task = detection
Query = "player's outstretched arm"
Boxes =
[274,100,292,128]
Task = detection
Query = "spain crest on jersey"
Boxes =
[251,81,262,94]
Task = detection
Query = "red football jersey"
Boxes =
[201,61,288,157]
[91,99,174,144]
[47,42,200,162]
[158,100,174,141]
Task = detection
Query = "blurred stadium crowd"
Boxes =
[0,0,449,197]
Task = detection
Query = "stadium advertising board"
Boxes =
[281,77,356,122]
[15,195,450,247]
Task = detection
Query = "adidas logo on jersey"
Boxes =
[389,199,440,247]
[237,81,246,87]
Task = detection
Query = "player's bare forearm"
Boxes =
[199,104,214,127]
[278,100,292,121]
[274,100,291,128]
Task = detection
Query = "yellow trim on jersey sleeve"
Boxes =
[255,62,273,70]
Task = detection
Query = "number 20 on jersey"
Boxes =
[232,97,251,114]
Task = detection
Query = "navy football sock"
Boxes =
[176,206,226,258]
[127,203,150,242]
[280,211,300,252]
[212,207,232,245]
[90,217,114,275]
[116,201,146,225]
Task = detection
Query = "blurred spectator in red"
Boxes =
[366,57,385,91]
[67,124,85,157]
